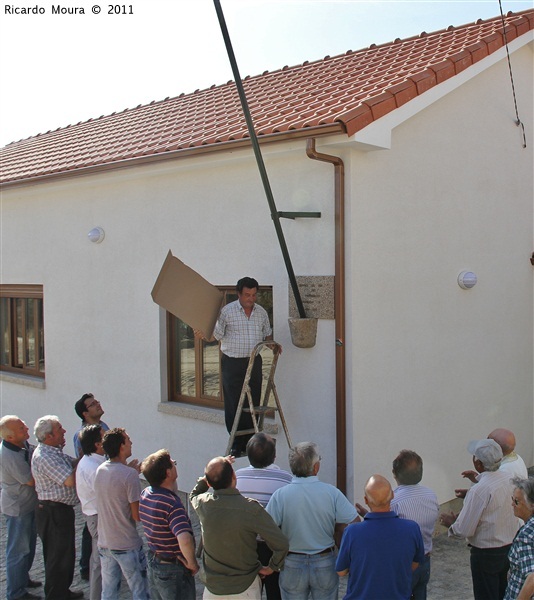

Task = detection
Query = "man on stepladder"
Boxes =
[198,276,277,457]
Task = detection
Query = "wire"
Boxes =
[498,0,527,148]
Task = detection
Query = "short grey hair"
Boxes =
[0,415,19,439]
[34,415,60,442]
[512,477,534,512]
[289,442,320,477]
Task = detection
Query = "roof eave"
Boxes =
[0,123,345,190]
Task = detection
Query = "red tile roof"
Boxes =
[1,9,532,186]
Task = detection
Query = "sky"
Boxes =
[0,0,532,147]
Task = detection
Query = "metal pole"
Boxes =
[213,0,306,319]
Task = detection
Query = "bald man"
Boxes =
[190,456,288,599]
[488,429,528,478]
[0,415,40,600]
[457,429,528,499]
[336,475,424,600]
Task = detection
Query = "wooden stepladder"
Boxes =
[225,341,292,455]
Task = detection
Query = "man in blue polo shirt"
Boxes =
[336,474,424,600]
[266,442,358,600]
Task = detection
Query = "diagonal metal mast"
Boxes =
[213,0,306,318]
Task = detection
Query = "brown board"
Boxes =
[151,250,224,339]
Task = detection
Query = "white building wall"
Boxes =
[0,143,339,492]
[342,44,533,503]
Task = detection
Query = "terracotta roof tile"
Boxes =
[1,9,532,185]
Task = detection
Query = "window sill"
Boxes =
[157,402,278,434]
[0,371,46,389]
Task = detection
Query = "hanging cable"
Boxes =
[498,1,527,148]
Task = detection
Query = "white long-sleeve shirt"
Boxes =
[449,470,520,548]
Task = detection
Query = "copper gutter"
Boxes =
[306,138,347,494]
[0,124,343,190]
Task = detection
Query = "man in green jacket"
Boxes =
[191,456,289,598]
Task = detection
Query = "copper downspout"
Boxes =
[305,138,346,493]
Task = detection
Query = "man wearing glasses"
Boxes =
[73,394,109,458]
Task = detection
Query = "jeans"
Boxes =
[412,554,431,600]
[147,550,196,600]
[279,551,339,600]
[99,545,149,600]
[470,544,510,600]
[5,511,37,600]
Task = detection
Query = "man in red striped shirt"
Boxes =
[139,450,199,600]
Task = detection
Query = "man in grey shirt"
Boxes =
[0,415,40,600]
[94,428,148,600]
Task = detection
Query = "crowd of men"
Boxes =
[1,398,533,600]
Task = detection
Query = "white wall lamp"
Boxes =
[88,227,105,243]
[458,271,477,290]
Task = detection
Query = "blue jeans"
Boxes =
[412,554,431,600]
[99,545,149,600]
[279,551,339,600]
[147,550,196,600]
[5,511,37,600]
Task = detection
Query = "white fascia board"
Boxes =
[347,31,533,151]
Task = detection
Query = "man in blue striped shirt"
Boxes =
[235,433,292,599]
[139,449,199,600]
[390,450,439,600]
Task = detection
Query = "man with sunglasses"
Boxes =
[73,394,109,458]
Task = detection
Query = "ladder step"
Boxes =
[243,406,278,414]
[233,429,257,436]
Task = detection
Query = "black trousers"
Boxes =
[79,522,92,574]
[470,544,511,600]
[36,501,75,600]
[221,354,263,441]
[257,540,282,600]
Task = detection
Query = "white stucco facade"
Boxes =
[1,38,532,501]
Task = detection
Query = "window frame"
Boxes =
[0,284,45,378]
[167,286,273,408]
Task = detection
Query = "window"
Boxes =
[167,286,273,408]
[0,285,45,378]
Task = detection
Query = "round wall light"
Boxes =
[458,271,477,289]
[88,227,105,243]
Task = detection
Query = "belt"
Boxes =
[288,546,335,556]
[38,500,73,508]
[152,552,181,564]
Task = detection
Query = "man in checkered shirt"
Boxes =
[31,415,83,600]
[213,277,274,457]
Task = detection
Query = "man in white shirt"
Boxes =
[488,428,528,479]
[456,428,529,500]
[76,424,106,600]
[441,439,520,600]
